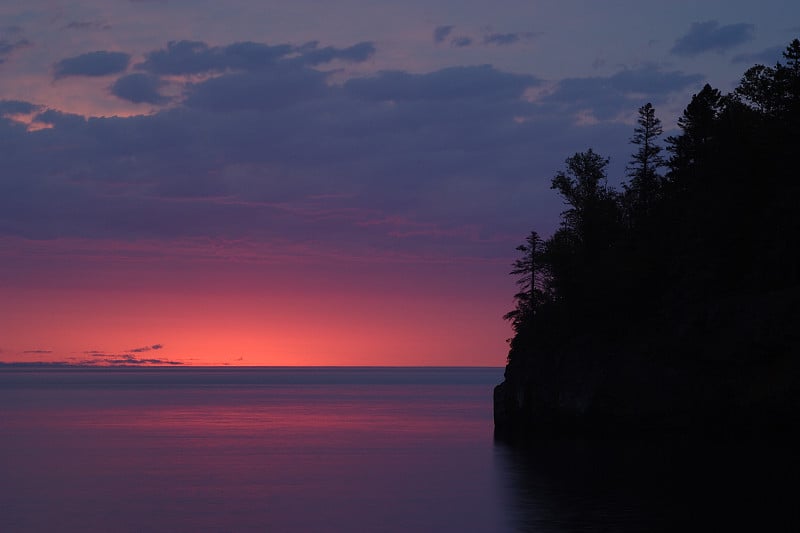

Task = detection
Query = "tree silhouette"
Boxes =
[550,149,618,253]
[547,150,623,322]
[734,39,800,117]
[499,38,800,436]
[666,84,722,184]
[504,231,548,334]
[624,103,664,227]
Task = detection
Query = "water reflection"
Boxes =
[494,436,800,532]
[0,368,506,532]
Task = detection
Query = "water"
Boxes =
[0,367,506,532]
[1,367,797,532]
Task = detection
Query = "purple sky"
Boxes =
[1,1,797,365]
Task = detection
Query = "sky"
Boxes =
[1,1,798,367]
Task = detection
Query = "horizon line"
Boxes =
[0,362,504,369]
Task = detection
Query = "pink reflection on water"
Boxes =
[0,371,506,532]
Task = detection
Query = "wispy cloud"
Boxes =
[433,25,454,44]
[732,45,785,64]
[671,20,755,56]
[1,343,182,367]
[483,32,538,46]
[450,36,473,48]
[87,354,182,365]
[128,344,164,353]
[64,20,111,31]
[79,347,181,366]
[136,39,372,76]
[1,25,23,35]
[0,38,31,64]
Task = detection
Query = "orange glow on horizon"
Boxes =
[0,240,513,367]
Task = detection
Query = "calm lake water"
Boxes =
[1,367,797,532]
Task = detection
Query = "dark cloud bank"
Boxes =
[1,38,706,262]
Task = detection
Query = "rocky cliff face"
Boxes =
[494,287,800,438]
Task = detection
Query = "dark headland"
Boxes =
[494,39,800,439]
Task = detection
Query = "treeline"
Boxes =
[505,39,800,367]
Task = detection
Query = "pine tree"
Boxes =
[504,231,547,334]
[666,84,722,183]
[624,103,665,225]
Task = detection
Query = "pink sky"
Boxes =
[1,0,795,366]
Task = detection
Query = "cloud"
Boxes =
[64,20,111,31]
[0,38,698,265]
[184,68,329,112]
[0,40,27,53]
[128,344,164,353]
[433,25,454,44]
[138,40,291,75]
[483,32,537,46]
[53,51,130,79]
[107,354,181,365]
[484,33,520,46]
[23,349,53,354]
[298,41,375,65]
[0,39,31,64]
[0,99,41,115]
[543,64,704,120]
[671,20,755,56]
[82,354,182,366]
[435,27,536,48]
[137,39,372,76]
[345,65,538,102]
[732,45,785,64]
[34,109,86,129]
[111,73,169,104]
[76,344,178,366]
[450,36,473,47]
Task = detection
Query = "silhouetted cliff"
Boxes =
[495,39,800,438]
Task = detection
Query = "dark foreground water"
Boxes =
[1,367,797,532]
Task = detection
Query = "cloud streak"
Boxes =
[0,38,31,64]
[542,64,704,120]
[671,21,755,56]
[64,20,111,31]
[54,51,130,79]
[84,354,182,366]
[3,343,180,367]
[128,344,164,353]
[732,45,785,64]
[433,25,454,44]
[75,344,178,366]
[136,39,373,76]
[484,32,538,46]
